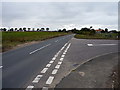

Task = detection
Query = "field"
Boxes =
[74,33,119,40]
[2,31,69,52]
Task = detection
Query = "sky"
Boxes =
[1,2,118,31]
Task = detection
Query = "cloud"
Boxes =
[2,2,118,30]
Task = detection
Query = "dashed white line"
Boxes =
[87,44,93,46]
[60,58,64,61]
[63,52,66,55]
[52,57,56,61]
[42,87,48,90]
[61,55,65,58]
[46,76,54,84]
[32,75,43,83]
[46,64,51,67]
[41,68,48,73]
[0,66,3,69]
[58,61,62,65]
[55,40,58,42]
[52,69,58,74]
[29,44,51,54]
[26,85,34,89]
[49,61,54,64]
[55,65,61,69]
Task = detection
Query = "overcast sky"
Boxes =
[2,2,118,30]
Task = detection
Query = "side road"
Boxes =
[55,52,119,88]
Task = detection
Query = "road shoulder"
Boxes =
[55,52,119,88]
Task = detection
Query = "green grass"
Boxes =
[2,31,69,52]
[74,33,119,40]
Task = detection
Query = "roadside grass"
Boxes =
[2,31,69,52]
[74,33,119,40]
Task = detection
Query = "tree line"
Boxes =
[0,27,49,32]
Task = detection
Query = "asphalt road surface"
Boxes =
[2,34,119,89]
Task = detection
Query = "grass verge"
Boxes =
[2,31,69,52]
[74,33,119,40]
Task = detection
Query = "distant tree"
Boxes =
[3,28,7,31]
[109,30,118,33]
[101,30,105,33]
[28,28,31,31]
[19,28,23,32]
[37,28,39,31]
[23,27,26,32]
[41,28,45,31]
[32,28,35,31]
[15,28,17,31]
[46,28,49,31]
[62,28,66,32]
[58,29,62,32]
[90,26,93,29]
[10,28,14,31]
[105,28,108,33]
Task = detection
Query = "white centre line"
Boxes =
[55,65,61,69]
[0,66,3,69]
[41,68,48,73]
[52,57,56,61]
[60,58,64,61]
[32,75,43,83]
[46,76,54,84]
[58,61,62,65]
[26,86,34,90]
[61,55,65,58]
[46,64,51,67]
[49,61,54,64]
[52,69,58,74]
[42,87,48,90]
[29,44,51,54]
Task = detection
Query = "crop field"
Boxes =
[2,31,68,52]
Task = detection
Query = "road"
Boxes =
[2,34,118,89]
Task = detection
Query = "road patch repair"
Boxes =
[55,52,119,88]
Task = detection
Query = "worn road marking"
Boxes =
[26,85,34,89]
[60,58,64,61]
[63,52,66,55]
[87,44,117,46]
[42,87,48,90]
[29,44,51,54]
[52,57,56,61]
[55,65,61,69]
[32,75,43,83]
[0,66,3,69]
[58,61,62,65]
[52,69,58,74]
[49,61,54,64]
[41,68,48,73]
[55,40,58,42]
[46,76,54,84]
[46,64,51,67]
[61,55,65,58]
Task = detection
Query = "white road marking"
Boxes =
[29,44,51,54]
[42,87,48,90]
[49,61,54,64]
[60,58,64,61]
[41,68,48,73]
[52,69,58,74]
[32,75,43,83]
[87,44,117,46]
[52,57,56,60]
[87,44,94,46]
[61,55,65,58]
[46,64,51,67]
[55,40,58,42]
[55,65,61,69]
[26,85,34,89]
[58,61,62,65]
[46,76,54,84]
[63,52,66,55]
[0,66,3,69]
